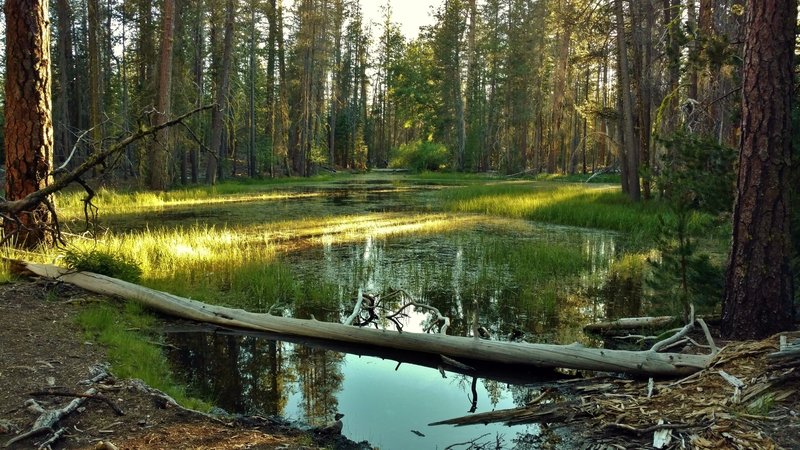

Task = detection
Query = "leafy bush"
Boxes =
[389,140,449,172]
[63,248,142,282]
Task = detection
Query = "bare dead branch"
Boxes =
[29,391,124,416]
[0,104,214,218]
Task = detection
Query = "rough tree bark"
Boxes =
[206,0,235,184]
[149,0,176,191]
[54,0,76,166]
[88,0,103,158]
[615,0,640,201]
[3,0,55,248]
[722,0,796,339]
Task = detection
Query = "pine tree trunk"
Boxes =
[722,0,796,339]
[615,0,640,201]
[190,0,204,184]
[3,0,55,248]
[87,0,103,161]
[149,0,176,191]
[247,2,257,178]
[54,0,75,166]
[206,0,235,184]
[265,0,277,177]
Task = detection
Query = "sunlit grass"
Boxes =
[5,174,717,411]
[55,186,323,220]
[27,209,477,314]
[435,182,719,238]
[0,263,11,284]
[77,302,211,411]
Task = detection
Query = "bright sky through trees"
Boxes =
[361,0,437,38]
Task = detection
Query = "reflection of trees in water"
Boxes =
[240,339,289,415]
[166,334,292,415]
[290,346,345,426]
[306,229,619,347]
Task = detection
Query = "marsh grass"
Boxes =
[5,174,728,409]
[54,174,341,221]
[0,265,12,284]
[77,301,211,411]
[434,182,722,239]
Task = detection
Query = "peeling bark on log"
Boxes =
[584,316,681,334]
[584,315,721,337]
[18,261,713,377]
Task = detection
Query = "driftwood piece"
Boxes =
[4,365,110,448]
[584,316,680,334]
[18,261,714,377]
[585,315,722,337]
[766,334,800,369]
[29,391,124,416]
[5,389,97,448]
[429,400,583,427]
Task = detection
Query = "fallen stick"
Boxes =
[4,389,96,448]
[29,391,124,416]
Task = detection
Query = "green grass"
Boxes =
[76,301,211,411]
[434,181,722,239]
[532,172,622,184]
[0,267,12,284]
[4,174,732,408]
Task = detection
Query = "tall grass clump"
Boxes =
[60,225,277,304]
[0,264,11,284]
[451,236,594,341]
[63,247,142,282]
[77,302,210,411]
[596,253,647,320]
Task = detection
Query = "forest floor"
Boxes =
[1,277,799,449]
[0,280,371,450]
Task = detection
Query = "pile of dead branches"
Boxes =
[432,332,800,449]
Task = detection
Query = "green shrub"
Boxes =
[390,140,449,172]
[647,209,723,319]
[63,248,143,282]
[656,132,736,214]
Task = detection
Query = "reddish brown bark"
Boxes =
[722,0,796,339]
[3,0,54,248]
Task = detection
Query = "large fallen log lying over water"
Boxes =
[18,261,714,377]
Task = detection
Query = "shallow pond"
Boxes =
[159,177,628,449]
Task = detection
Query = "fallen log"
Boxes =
[18,261,713,377]
[584,315,721,336]
[584,316,681,334]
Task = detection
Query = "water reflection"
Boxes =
[164,179,633,448]
[287,223,620,343]
[168,333,287,415]
[166,330,550,449]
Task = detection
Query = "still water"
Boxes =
[164,179,624,449]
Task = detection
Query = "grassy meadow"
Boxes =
[2,173,730,309]
[0,173,731,408]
